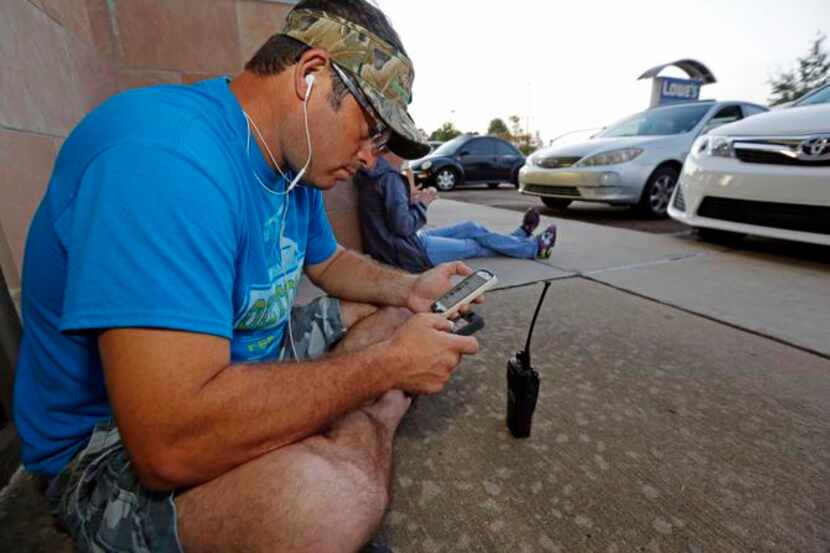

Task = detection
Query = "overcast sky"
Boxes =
[376,0,829,143]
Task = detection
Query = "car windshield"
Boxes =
[430,136,466,156]
[599,104,713,137]
[796,85,830,106]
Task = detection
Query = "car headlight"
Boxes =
[576,148,643,167]
[421,160,433,170]
[694,135,734,158]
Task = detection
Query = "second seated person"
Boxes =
[358,151,558,273]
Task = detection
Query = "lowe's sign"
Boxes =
[651,77,703,106]
[639,59,716,108]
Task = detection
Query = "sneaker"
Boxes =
[536,224,558,259]
[521,207,541,236]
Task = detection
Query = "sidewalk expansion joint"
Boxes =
[581,251,712,277]
[581,275,830,362]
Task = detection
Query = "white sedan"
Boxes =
[668,103,830,246]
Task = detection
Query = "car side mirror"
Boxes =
[458,150,470,157]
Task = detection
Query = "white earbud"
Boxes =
[305,73,315,100]
[283,73,315,193]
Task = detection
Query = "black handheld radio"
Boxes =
[506,281,551,438]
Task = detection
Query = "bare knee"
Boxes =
[309,438,390,515]
[333,306,413,354]
[374,306,413,330]
[339,300,380,329]
[363,306,413,343]
[308,409,395,506]
[177,429,392,553]
[290,426,392,546]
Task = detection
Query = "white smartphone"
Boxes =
[430,269,497,318]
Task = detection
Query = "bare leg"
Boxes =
[339,301,380,330]
[333,306,412,355]
[176,390,411,553]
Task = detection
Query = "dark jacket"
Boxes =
[356,157,432,273]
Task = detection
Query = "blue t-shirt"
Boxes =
[13,78,338,476]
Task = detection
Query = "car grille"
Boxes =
[697,197,830,235]
[524,184,581,197]
[538,156,582,169]
[672,186,686,212]
[735,149,830,167]
[732,137,830,167]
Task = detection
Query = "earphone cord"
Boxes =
[242,76,316,361]
[278,191,300,362]
[245,112,288,184]
[243,75,314,196]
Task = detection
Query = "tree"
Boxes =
[768,32,830,106]
[487,118,510,138]
[508,115,522,138]
[506,115,541,155]
[429,122,462,142]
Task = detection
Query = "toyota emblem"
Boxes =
[799,135,830,161]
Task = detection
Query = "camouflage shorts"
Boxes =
[46,296,344,553]
[277,296,346,361]
[46,420,182,553]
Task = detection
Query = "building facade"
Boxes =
[0,0,364,308]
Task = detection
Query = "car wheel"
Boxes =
[487,182,500,189]
[434,167,459,191]
[541,197,572,210]
[696,227,746,244]
[639,166,679,218]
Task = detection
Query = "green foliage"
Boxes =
[503,115,542,156]
[429,122,462,142]
[508,115,522,137]
[487,118,510,137]
[768,32,830,106]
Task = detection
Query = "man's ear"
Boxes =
[294,48,329,102]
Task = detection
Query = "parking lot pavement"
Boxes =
[381,280,830,552]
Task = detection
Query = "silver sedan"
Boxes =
[520,100,768,217]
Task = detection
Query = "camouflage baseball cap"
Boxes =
[282,9,430,159]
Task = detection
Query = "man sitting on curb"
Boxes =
[13,2,479,552]
[357,151,558,273]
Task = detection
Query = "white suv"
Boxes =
[668,103,830,246]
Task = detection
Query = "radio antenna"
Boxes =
[521,281,551,367]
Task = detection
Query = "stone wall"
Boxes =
[0,0,363,303]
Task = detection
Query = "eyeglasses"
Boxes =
[331,63,391,153]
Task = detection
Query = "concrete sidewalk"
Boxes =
[382,280,830,553]
[374,199,830,552]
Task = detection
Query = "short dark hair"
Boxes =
[244,0,407,111]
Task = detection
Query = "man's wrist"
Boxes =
[400,273,419,308]
[364,338,401,392]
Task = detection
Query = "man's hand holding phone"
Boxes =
[385,313,479,395]
[385,264,496,395]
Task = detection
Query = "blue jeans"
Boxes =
[418,220,536,266]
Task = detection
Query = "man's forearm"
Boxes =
[314,248,417,308]
[152,341,396,490]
